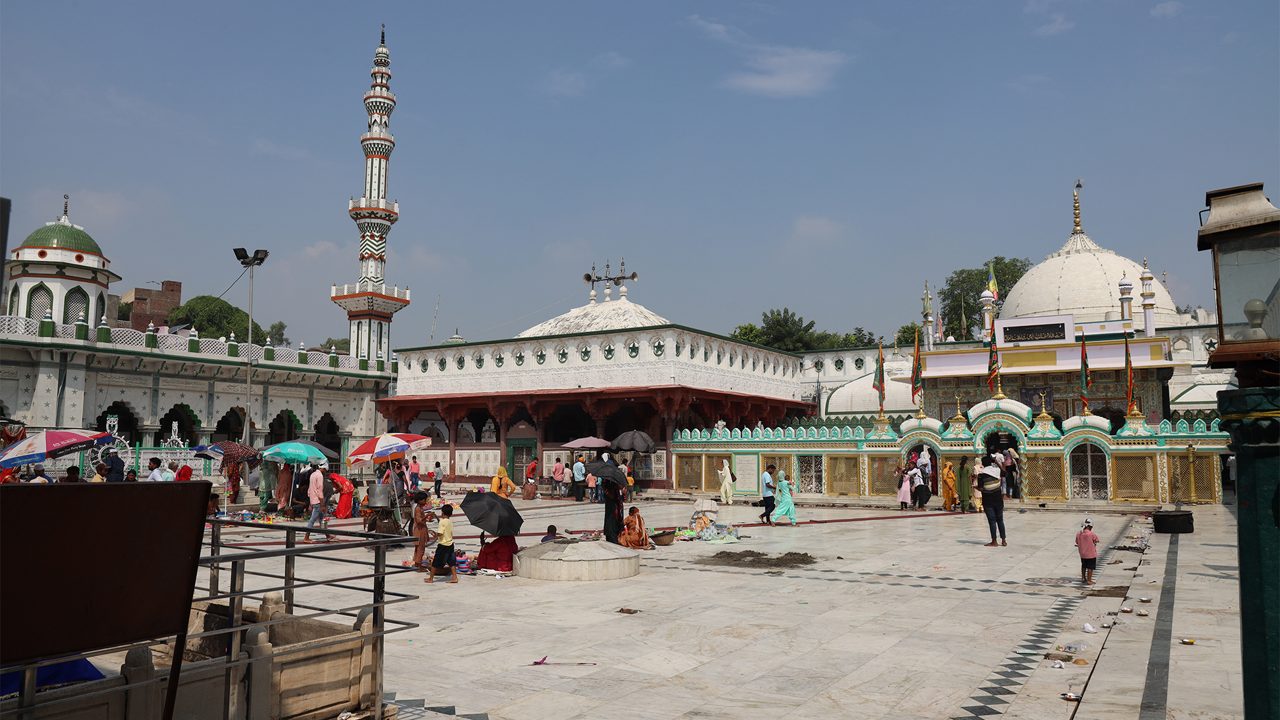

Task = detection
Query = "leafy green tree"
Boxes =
[167,296,265,344]
[733,310,881,351]
[266,321,290,346]
[117,301,132,321]
[729,323,765,345]
[895,322,922,347]
[321,337,351,354]
[813,327,879,349]
[937,256,1033,340]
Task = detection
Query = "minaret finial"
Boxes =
[1072,179,1083,234]
[380,24,385,45]
[63,194,69,218]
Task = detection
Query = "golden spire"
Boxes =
[1072,179,1083,234]
[950,392,966,422]
[992,373,1006,401]
[1036,391,1053,421]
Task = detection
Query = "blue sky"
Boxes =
[2,1,1276,348]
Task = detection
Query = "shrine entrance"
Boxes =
[1069,442,1109,500]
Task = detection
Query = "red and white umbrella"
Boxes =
[0,429,112,469]
[346,433,432,467]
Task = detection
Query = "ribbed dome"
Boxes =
[825,358,917,415]
[21,218,102,255]
[1001,233,1181,328]
[517,296,669,338]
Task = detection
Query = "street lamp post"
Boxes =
[1196,183,1279,719]
[233,248,269,445]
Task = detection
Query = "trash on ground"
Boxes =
[1052,660,1065,669]
[1045,651,1074,661]
[1136,609,1150,617]
[1139,597,1152,603]
[1072,658,1090,666]
[1061,692,1082,702]
[617,608,639,614]
[1120,606,1134,613]
[1180,638,1196,645]
[1083,623,1098,634]
[531,656,598,666]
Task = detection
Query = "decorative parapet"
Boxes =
[0,314,387,377]
[941,417,973,440]
[967,397,1033,425]
[899,417,943,435]
[1063,414,1111,434]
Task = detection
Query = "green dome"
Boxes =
[21,221,102,255]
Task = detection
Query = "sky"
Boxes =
[2,1,1277,349]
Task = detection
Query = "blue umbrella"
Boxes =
[262,441,330,464]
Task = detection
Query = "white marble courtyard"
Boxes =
[263,499,1244,720]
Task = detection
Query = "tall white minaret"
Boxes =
[1118,273,1134,322]
[331,26,410,361]
[1139,258,1156,337]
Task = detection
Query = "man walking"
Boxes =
[304,462,329,543]
[758,464,776,525]
[432,461,444,498]
[409,456,421,492]
[551,457,566,497]
[978,456,1007,547]
[104,448,125,483]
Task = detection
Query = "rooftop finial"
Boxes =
[1072,179,1083,234]
[62,194,69,219]
[380,24,385,45]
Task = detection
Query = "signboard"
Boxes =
[1003,322,1068,343]
[733,453,760,495]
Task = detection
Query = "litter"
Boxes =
[1136,609,1150,617]
[1062,642,1087,654]
[1180,638,1196,645]
[1120,606,1134,613]
[1139,597,1152,603]
[1061,692,1082,701]
[1052,660,1065,669]
[531,656,597,666]
[1072,658,1090,666]
[1082,623,1098,634]
[617,608,639,614]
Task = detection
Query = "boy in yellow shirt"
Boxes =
[426,504,459,584]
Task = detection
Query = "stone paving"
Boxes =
[239,498,1244,719]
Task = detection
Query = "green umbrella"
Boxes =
[262,441,330,464]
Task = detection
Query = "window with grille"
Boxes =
[796,455,824,494]
[6,286,17,315]
[1113,455,1156,500]
[1169,454,1216,503]
[676,455,702,491]
[26,284,52,320]
[869,456,899,495]
[1069,443,1109,500]
[827,456,859,496]
[63,287,89,324]
[1022,455,1066,499]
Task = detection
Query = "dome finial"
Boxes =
[62,194,70,220]
[380,24,385,45]
[1072,179,1083,234]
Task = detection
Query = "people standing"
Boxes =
[1075,518,1100,585]
[586,471,598,503]
[523,458,539,500]
[409,492,436,571]
[225,462,242,502]
[940,460,958,511]
[426,504,459,584]
[717,458,735,506]
[104,448,125,483]
[432,461,444,498]
[552,457,566,498]
[162,461,178,482]
[258,461,275,512]
[908,465,929,510]
[304,462,329,543]
[175,462,193,482]
[276,463,293,510]
[896,465,912,510]
[409,456,421,492]
[956,457,972,513]
[1004,447,1021,499]
[978,456,1006,547]
[571,456,586,501]
[145,457,165,482]
[758,464,776,525]
[771,469,798,525]
[601,475,625,543]
[917,448,935,495]
[490,466,516,498]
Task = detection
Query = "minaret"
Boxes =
[1118,273,1134,322]
[921,281,935,352]
[1139,258,1156,337]
[331,26,410,361]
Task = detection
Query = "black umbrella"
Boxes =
[460,491,524,537]
[584,459,628,486]
[611,430,655,454]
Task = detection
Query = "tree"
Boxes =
[895,322,921,347]
[732,309,881,351]
[266,321,290,346]
[937,256,1033,340]
[729,323,765,346]
[167,296,266,344]
[117,302,132,322]
[321,337,351,354]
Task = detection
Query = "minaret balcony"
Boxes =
[349,198,399,220]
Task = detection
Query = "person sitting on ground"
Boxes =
[61,466,83,483]
[490,466,517,499]
[426,504,459,584]
[90,463,108,483]
[618,506,651,549]
[476,532,520,573]
[541,525,561,543]
[27,464,51,484]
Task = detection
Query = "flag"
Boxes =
[1124,332,1135,413]
[987,336,1001,393]
[911,329,924,401]
[871,343,886,414]
[987,262,999,301]
[936,309,944,341]
[1079,331,1093,412]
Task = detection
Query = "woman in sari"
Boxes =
[331,472,355,518]
[275,463,293,511]
[618,506,650,549]
[940,460,958,511]
[770,469,798,525]
[475,534,520,572]
[490,467,517,498]
[956,457,972,513]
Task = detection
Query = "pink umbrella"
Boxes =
[347,433,432,467]
[0,429,111,469]
[561,436,612,449]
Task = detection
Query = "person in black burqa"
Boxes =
[596,453,626,543]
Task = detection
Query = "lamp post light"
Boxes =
[1196,182,1279,719]
[233,248,269,445]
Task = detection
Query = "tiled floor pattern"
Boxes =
[385,691,489,719]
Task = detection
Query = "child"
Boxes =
[1075,518,1100,585]
[426,504,459,584]
[540,524,560,543]
[406,492,437,571]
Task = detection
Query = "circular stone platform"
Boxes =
[514,538,640,581]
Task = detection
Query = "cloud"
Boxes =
[251,138,315,162]
[1150,1,1183,18]
[1034,13,1076,36]
[303,240,340,259]
[537,52,631,98]
[688,15,848,98]
[786,215,845,250]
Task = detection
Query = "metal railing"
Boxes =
[1,520,417,720]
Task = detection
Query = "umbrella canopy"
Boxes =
[289,439,339,460]
[347,433,432,467]
[562,436,612,450]
[584,458,628,486]
[198,440,261,470]
[262,441,330,464]
[611,430,656,454]
[460,491,524,536]
[0,429,111,468]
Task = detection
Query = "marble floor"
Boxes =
[222,498,1245,720]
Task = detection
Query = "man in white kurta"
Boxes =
[717,459,735,505]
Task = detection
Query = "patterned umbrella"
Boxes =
[209,440,261,470]
[0,429,111,468]
[347,433,432,467]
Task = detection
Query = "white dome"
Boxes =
[825,358,917,415]
[517,296,669,338]
[1001,230,1182,328]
